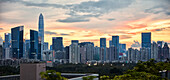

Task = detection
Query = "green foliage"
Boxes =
[113,59,170,80]
[0,66,20,76]
[40,70,67,80]
[82,76,97,80]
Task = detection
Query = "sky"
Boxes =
[0,0,170,48]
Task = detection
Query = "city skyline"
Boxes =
[0,0,170,48]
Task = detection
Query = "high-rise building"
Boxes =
[4,33,11,59]
[30,30,38,59]
[69,43,80,64]
[157,41,163,61]
[25,40,30,59]
[0,45,3,59]
[142,32,151,48]
[11,26,24,59]
[140,47,150,61]
[38,13,44,60]
[43,42,48,50]
[119,44,126,53]
[157,41,163,48]
[162,43,169,60]
[94,46,100,61]
[100,38,106,61]
[128,48,135,62]
[112,36,119,60]
[109,40,112,48]
[141,32,151,60]
[151,42,158,60]
[64,46,69,60]
[71,40,79,44]
[52,37,63,52]
[109,46,117,61]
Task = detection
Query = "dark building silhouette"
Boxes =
[29,30,38,59]
[100,38,106,61]
[11,26,24,59]
[142,32,151,48]
[52,37,63,52]
[163,43,169,60]
[71,40,79,44]
[112,36,119,60]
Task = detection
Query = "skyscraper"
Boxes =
[11,26,24,59]
[151,42,158,60]
[52,37,63,52]
[4,33,11,59]
[112,36,119,60]
[43,42,49,50]
[30,30,38,59]
[100,38,106,61]
[71,40,79,44]
[162,43,169,60]
[38,13,44,60]
[141,32,151,59]
[69,43,80,64]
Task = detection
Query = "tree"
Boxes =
[40,70,67,80]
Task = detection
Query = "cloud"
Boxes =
[131,40,141,48]
[120,35,132,39]
[45,31,70,36]
[57,18,90,23]
[107,18,115,21]
[166,12,170,15]
[0,28,3,30]
[45,31,57,35]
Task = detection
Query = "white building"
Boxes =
[69,43,80,64]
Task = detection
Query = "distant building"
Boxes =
[69,43,80,64]
[38,13,44,60]
[43,42,48,50]
[162,43,169,60]
[64,46,69,60]
[140,47,150,61]
[25,40,30,59]
[100,38,106,61]
[128,48,135,62]
[20,63,46,80]
[11,26,24,59]
[109,40,112,48]
[52,37,63,52]
[135,49,140,61]
[93,46,100,61]
[141,32,151,59]
[71,40,79,44]
[0,45,3,59]
[119,44,126,53]
[151,42,158,60]
[30,30,38,59]
[112,36,119,60]
[3,33,11,59]
[109,46,117,61]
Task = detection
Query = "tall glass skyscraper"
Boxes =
[11,26,24,59]
[100,38,106,61]
[142,32,151,48]
[4,33,11,48]
[142,32,151,59]
[52,37,63,52]
[38,13,44,60]
[112,36,119,60]
[30,30,38,59]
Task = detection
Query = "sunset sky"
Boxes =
[0,0,170,48]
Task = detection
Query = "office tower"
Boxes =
[109,46,117,61]
[112,36,119,60]
[157,41,163,48]
[25,40,30,59]
[128,48,135,62]
[79,42,94,63]
[52,37,63,52]
[11,26,24,59]
[106,48,110,61]
[157,41,163,61]
[71,40,79,44]
[119,44,126,53]
[69,42,80,64]
[141,32,151,60]
[140,48,149,61]
[4,33,11,59]
[151,42,158,60]
[162,43,169,60]
[109,40,112,48]
[0,45,2,59]
[64,46,69,60]
[100,38,106,61]
[30,30,38,59]
[38,13,44,60]
[43,42,48,50]
[94,46,100,61]
[135,49,140,61]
